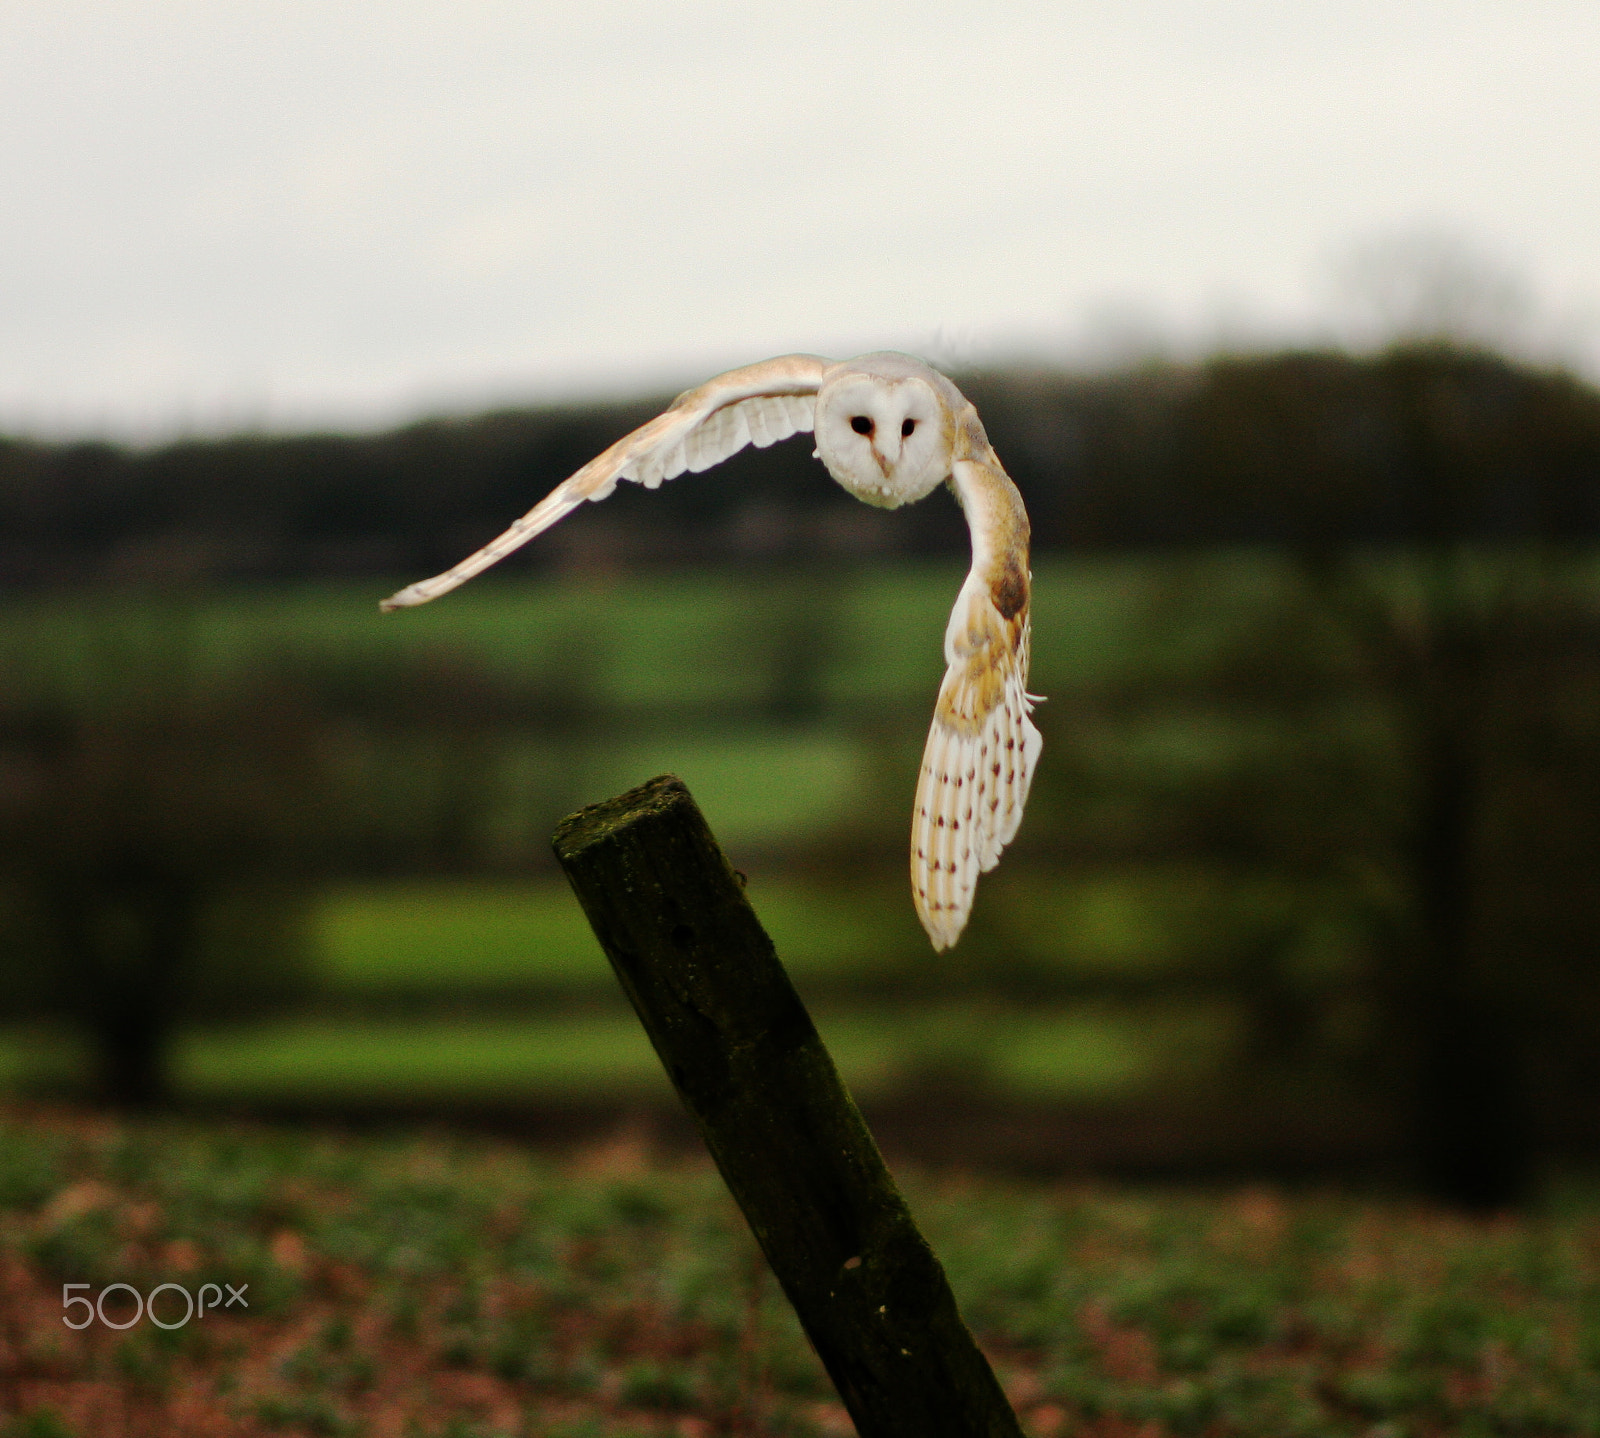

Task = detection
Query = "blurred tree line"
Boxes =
[2,347,1595,587]
[1,345,1597,1209]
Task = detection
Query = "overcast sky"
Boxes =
[3,1,1597,440]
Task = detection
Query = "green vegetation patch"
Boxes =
[312,875,930,990]
[0,553,1199,710]
[314,883,612,989]
[160,1008,1163,1105]
[583,733,870,850]
[173,1017,670,1100]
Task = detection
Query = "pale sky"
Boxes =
[3,1,1597,440]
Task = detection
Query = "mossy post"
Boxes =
[553,775,1024,1438]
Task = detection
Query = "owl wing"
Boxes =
[380,353,831,610]
[910,435,1042,950]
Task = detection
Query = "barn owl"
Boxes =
[382,352,1042,950]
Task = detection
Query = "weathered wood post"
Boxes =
[553,775,1024,1438]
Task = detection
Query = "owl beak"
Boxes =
[870,442,894,479]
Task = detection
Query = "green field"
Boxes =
[0,866,1241,1105]
[0,551,1264,703]
[313,876,948,990]
[312,868,1321,992]
[0,813,1327,1111]
[0,1003,1187,1108]
[222,870,1246,1103]
[0,549,1471,872]
[0,555,1255,1109]
[8,550,1586,1115]
[166,1007,1162,1104]
[3,1108,1598,1437]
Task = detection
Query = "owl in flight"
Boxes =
[382,352,1042,950]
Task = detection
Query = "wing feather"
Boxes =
[745,399,777,447]
[910,448,1041,950]
[380,354,830,610]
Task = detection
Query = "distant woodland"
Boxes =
[3,346,1598,588]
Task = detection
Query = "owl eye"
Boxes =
[901,418,916,437]
[850,415,874,436]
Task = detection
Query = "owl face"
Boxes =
[814,362,953,509]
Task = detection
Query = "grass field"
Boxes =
[0,1006,1176,1109]
[0,554,1170,854]
[2,551,1562,1114]
[0,552,1264,707]
[311,867,1320,992]
[313,873,1065,990]
[0,863,1294,1106]
[166,1007,1159,1105]
[2,1107,1598,1437]
[0,555,1279,1106]
[0,859,1279,1107]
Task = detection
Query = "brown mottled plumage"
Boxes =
[381,352,1041,949]
[910,415,1039,949]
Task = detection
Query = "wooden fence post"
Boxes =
[553,775,1024,1438]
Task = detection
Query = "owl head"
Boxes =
[813,352,959,509]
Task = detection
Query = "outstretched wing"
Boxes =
[380,353,831,610]
[910,428,1041,950]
